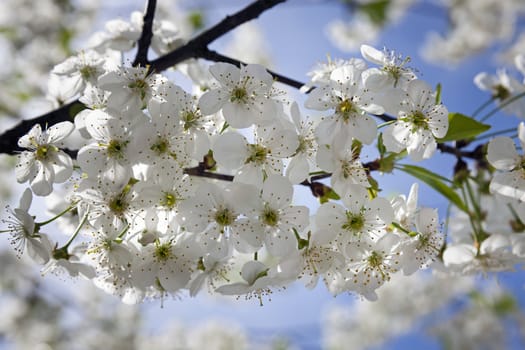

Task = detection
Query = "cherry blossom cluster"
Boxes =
[3,6,525,306]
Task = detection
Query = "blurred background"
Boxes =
[1,0,525,349]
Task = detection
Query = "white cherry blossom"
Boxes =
[16,121,74,196]
[305,61,383,146]
[241,175,309,257]
[339,234,402,301]
[1,188,52,264]
[360,44,416,90]
[177,182,260,258]
[315,184,393,246]
[316,139,369,195]
[382,79,449,161]
[198,62,276,128]
[212,129,298,188]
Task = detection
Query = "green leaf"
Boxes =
[358,0,390,26]
[58,27,74,55]
[435,83,442,105]
[377,132,386,156]
[437,113,491,142]
[188,11,204,30]
[68,102,86,119]
[397,164,468,213]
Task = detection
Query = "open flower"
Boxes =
[198,62,276,128]
[382,79,448,161]
[15,122,74,196]
[1,188,52,264]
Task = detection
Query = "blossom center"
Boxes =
[405,110,429,130]
[109,195,128,215]
[246,144,268,164]
[367,251,384,269]
[262,205,279,226]
[107,139,128,159]
[182,111,200,131]
[214,207,235,227]
[154,242,172,261]
[493,84,510,100]
[150,137,170,155]
[342,211,365,232]
[341,160,355,179]
[160,192,177,209]
[230,87,248,103]
[35,144,55,161]
[336,98,357,121]
[80,65,97,80]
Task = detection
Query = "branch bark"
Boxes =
[132,0,157,67]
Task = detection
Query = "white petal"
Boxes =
[46,121,75,144]
[18,188,33,211]
[209,62,240,89]
[212,132,249,170]
[487,137,520,170]
[304,85,333,111]
[30,164,54,196]
[286,155,310,184]
[15,152,36,183]
[198,89,228,116]
[262,175,293,208]
[265,230,296,257]
[415,208,438,233]
[369,197,394,224]
[18,124,42,149]
[240,260,268,285]
[51,151,73,183]
[351,114,377,144]
[442,244,476,266]
[360,44,385,65]
[222,101,256,128]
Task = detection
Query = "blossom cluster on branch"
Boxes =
[2,0,525,307]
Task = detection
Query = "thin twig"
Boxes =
[132,0,157,67]
[149,0,287,72]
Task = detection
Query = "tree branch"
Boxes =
[0,101,85,155]
[148,0,287,72]
[132,0,157,67]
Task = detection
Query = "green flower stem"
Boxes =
[472,96,495,118]
[459,183,483,245]
[480,91,525,122]
[475,128,517,141]
[391,222,416,237]
[377,120,396,129]
[35,202,78,227]
[62,211,88,250]
[293,228,309,249]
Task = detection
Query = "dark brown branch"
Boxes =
[437,142,485,160]
[0,101,85,155]
[200,50,306,90]
[183,167,234,182]
[132,0,157,67]
[149,0,287,72]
